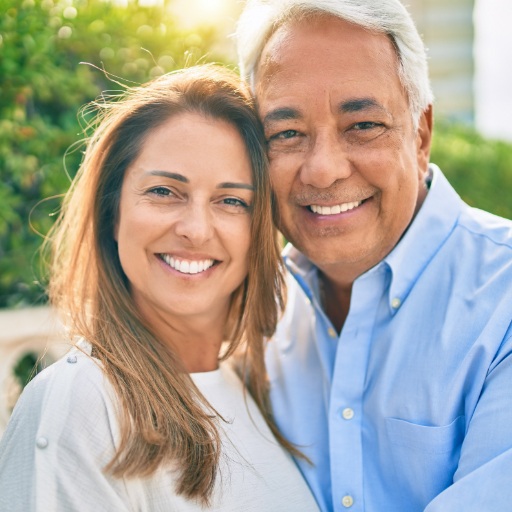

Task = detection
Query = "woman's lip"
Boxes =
[159,252,219,261]
[158,254,219,275]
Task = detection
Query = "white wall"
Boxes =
[0,307,69,436]
[408,0,475,124]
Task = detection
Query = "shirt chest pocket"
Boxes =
[384,415,465,506]
[385,415,465,454]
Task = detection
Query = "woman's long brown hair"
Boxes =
[45,64,296,505]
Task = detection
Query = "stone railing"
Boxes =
[0,306,69,437]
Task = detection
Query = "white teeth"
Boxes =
[161,255,214,274]
[310,201,363,215]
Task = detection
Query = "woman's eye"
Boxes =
[222,197,248,208]
[149,186,171,196]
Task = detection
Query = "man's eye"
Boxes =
[270,129,298,141]
[279,129,298,139]
[352,122,380,131]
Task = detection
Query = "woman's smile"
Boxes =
[158,253,217,275]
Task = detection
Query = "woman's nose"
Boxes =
[174,203,214,246]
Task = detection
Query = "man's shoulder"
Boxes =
[457,204,512,249]
[430,164,512,250]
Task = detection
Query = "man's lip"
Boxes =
[295,189,375,207]
[308,199,364,215]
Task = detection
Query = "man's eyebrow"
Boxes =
[146,170,188,183]
[262,107,301,125]
[262,100,387,125]
[339,98,386,113]
[217,182,254,191]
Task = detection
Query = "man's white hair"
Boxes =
[236,0,434,128]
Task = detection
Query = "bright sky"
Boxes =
[170,0,512,142]
[111,0,239,26]
[474,0,512,141]
[142,0,512,142]
[169,0,240,29]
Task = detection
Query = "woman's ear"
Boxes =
[114,216,119,242]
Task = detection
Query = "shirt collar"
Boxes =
[283,164,463,311]
[384,164,462,311]
[283,244,318,302]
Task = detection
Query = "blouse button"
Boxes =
[36,436,49,449]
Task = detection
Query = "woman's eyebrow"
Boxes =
[145,170,188,183]
[145,171,253,191]
[217,182,254,191]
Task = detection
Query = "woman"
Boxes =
[0,65,319,511]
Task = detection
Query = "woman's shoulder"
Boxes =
[26,344,107,404]
[10,342,118,441]
[0,346,136,511]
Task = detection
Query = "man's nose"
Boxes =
[174,203,214,246]
[300,131,352,188]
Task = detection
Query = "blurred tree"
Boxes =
[431,122,512,220]
[0,1,511,309]
[0,0,226,308]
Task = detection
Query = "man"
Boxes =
[236,1,512,511]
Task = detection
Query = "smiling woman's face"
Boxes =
[115,112,253,330]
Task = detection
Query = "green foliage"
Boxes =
[0,0,226,308]
[1,1,512,309]
[13,351,43,387]
[431,122,512,220]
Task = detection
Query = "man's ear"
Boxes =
[416,104,433,177]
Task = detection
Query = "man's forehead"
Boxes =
[256,16,392,76]
[255,22,295,87]
[254,15,401,104]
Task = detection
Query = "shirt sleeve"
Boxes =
[0,354,133,512]
[425,328,512,511]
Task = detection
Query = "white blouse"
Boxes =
[0,347,319,512]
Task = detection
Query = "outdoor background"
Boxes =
[1,0,511,311]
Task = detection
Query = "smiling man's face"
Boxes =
[256,15,432,281]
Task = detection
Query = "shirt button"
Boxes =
[328,327,337,338]
[391,297,401,309]
[342,408,355,420]
[36,437,49,449]
[342,495,354,508]
[67,355,77,364]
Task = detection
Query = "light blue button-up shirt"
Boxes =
[266,165,512,512]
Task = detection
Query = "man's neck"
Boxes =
[319,272,353,334]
